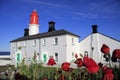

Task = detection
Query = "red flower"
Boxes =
[75,53,78,59]
[102,66,108,72]
[102,68,114,80]
[74,58,83,67]
[59,74,66,80]
[61,62,70,72]
[112,49,120,59]
[47,57,56,66]
[101,44,110,54]
[83,57,99,73]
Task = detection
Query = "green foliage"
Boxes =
[0,61,120,80]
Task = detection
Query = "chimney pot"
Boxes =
[24,28,29,37]
[92,25,98,33]
[48,21,56,32]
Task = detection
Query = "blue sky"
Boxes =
[0,0,120,51]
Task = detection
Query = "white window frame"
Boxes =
[42,39,46,46]
[23,41,27,46]
[33,40,36,46]
[54,38,58,45]
[55,53,58,61]
[12,43,15,48]
[72,52,74,58]
[72,37,74,45]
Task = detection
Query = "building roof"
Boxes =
[10,29,80,42]
[80,32,120,42]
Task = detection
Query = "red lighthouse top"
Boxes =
[30,10,39,24]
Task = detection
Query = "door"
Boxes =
[43,54,47,62]
[17,53,20,62]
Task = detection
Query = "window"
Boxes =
[55,53,58,61]
[72,52,74,58]
[54,38,58,45]
[84,51,88,57]
[72,38,74,45]
[12,43,15,48]
[42,39,46,46]
[33,40,36,46]
[23,41,27,46]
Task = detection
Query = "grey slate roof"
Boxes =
[10,29,80,42]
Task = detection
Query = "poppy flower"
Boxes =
[101,44,110,54]
[102,66,108,72]
[47,57,56,66]
[75,53,78,59]
[83,57,99,73]
[111,49,120,62]
[102,68,114,80]
[59,74,66,80]
[74,58,83,67]
[61,62,70,72]
[112,49,120,59]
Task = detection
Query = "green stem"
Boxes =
[108,53,112,68]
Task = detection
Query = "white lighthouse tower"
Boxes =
[29,10,39,35]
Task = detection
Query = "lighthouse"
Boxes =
[29,10,39,35]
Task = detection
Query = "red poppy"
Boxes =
[101,44,110,54]
[59,74,66,80]
[47,57,56,66]
[83,57,99,73]
[74,58,83,67]
[102,68,114,80]
[75,53,78,59]
[102,66,108,72]
[61,62,70,72]
[113,49,120,59]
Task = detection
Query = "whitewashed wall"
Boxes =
[40,35,67,64]
[79,33,120,63]
[98,33,120,63]
[66,34,79,62]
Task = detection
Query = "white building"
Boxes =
[10,10,120,66]
[79,25,120,63]
[10,10,79,65]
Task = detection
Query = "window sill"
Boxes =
[53,44,58,45]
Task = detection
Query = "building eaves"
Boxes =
[79,32,120,43]
[10,29,80,42]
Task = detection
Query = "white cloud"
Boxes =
[71,0,120,19]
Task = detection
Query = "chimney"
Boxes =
[92,25,98,33]
[24,28,29,37]
[48,21,56,32]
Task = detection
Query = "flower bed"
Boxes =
[0,44,120,80]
